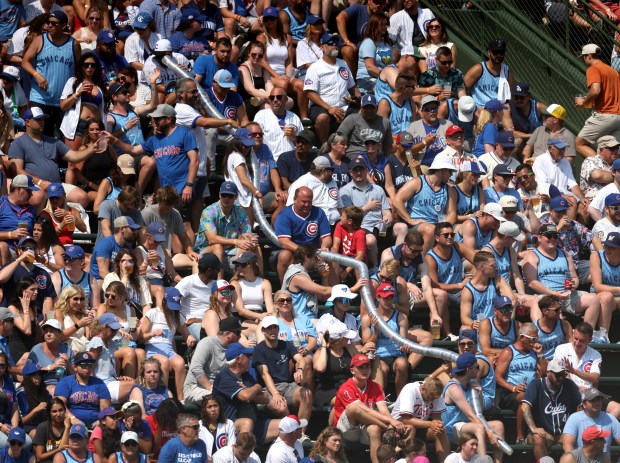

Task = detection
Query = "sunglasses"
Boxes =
[184,424,200,431]
[47,20,61,26]
[234,262,251,268]
[0,364,7,369]
[72,297,85,302]
[422,106,439,112]
[428,25,442,29]
[220,290,234,297]
[517,173,534,180]
[544,233,559,240]
[9,441,23,447]
[104,293,117,300]
[521,334,538,342]
[77,363,94,368]
[220,193,236,198]
[608,206,620,211]
[498,174,514,179]
[459,341,474,347]
[269,94,285,101]
[251,132,264,137]
[82,62,97,68]
[22,246,36,252]
[89,16,101,20]
[438,60,453,65]
[335,298,351,304]
[277,297,292,303]
[123,441,138,447]
[439,232,455,238]
[497,305,513,313]
[121,259,135,264]
[250,53,264,58]
[69,435,85,441]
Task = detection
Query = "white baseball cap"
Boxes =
[457,96,475,122]
[498,221,525,241]
[326,284,359,303]
[261,316,279,329]
[278,415,308,433]
[483,203,507,222]
[43,319,62,331]
[429,154,457,171]
[328,321,358,340]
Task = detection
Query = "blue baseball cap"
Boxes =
[307,14,324,24]
[165,287,182,311]
[214,69,235,88]
[550,196,569,211]
[98,313,122,330]
[65,244,85,259]
[497,131,515,148]
[234,127,256,147]
[22,363,43,377]
[133,11,152,29]
[220,181,239,195]
[24,107,48,120]
[18,236,35,248]
[605,193,620,206]
[70,424,87,438]
[225,342,254,361]
[320,33,341,45]
[47,182,65,198]
[8,428,26,444]
[453,352,477,374]
[484,99,506,112]
[181,9,206,22]
[12,174,40,191]
[459,329,477,343]
[361,94,377,107]
[97,30,116,44]
[494,295,513,308]
[612,159,620,171]
[461,160,487,175]
[547,138,569,149]
[603,232,620,248]
[263,6,279,17]
[146,222,165,242]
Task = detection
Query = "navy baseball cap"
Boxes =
[550,196,569,211]
[307,14,324,24]
[97,31,116,44]
[47,182,65,198]
[49,10,68,23]
[547,138,569,149]
[8,428,26,444]
[146,222,165,242]
[22,363,42,376]
[24,107,48,120]
[225,342,254,361]
[484,99,506,112]
[220,181,239,195]
[349,157,368,170]
[73,352,95,365]
[181,9,206,22]
[494,295,513,308]
[361,94,377,107]
[165,287,182,311]
[17,236,35,248]
[497,131,515,148]
[605,193,620,206]
[512,82,529,96]
[453,352,477,373]
[65,245,85,259]
[320,33,341,45]
[198,252,223,269]
[603,232,620,248]
[493,164,515,176]
[459,329,477,343]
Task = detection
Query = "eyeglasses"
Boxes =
[184,424,200,431]
[82,62,97,68]
[521,334,538,342]
[234,262,251,268]
[269,94,285,101]
[438,60,453,65]
[439,232,455,238]
[497,306,513,313]
[544,233,559,240]
[609,206,620,211]
[277,297,292,303]
[250,53,264,58]
[72,297,85,302]
[104,293,117,300]
[220,290,234,297]
[47,20,61,26]
[422,106,439,112]
[9,441,23,447]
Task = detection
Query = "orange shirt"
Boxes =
[586,60,620,113]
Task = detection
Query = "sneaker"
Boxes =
[300,434,312,444]
[443,333,459,342]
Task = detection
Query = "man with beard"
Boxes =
[407,96,449,167]
[374,47,427,104]
[93,31,129,86]
[502,82,545,153]
[338,94,392,159]
[175,78,239,230]
[592,194,620,246]
[90,216,140,282]
[377,72,418,135]
[194,38,239,90]
[523,104,577,164]
[304,33,360,144]
[464,39,514,108]
[591,231,620,335]
[387,0,435,51]
[521,359,582,459]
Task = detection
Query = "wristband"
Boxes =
[296,368,303,372]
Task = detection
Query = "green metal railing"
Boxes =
[420,0,620,135]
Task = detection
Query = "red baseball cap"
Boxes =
[446,124,464,137]
[582,426,611,442]
[376,283,396,298]
[350,353,370,367]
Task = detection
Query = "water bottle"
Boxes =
[56,356,65,379]
[292,332,301,349]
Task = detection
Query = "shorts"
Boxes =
[146,342,178,359]
[577,112,620,144]
[107,380,121,403]
[497,389,521,411]
[149,278,164,286]
[336,410,370,445]
[263,191,276,210]
[75,118,90,138]
[449,422,467,444]
[268,382,300,407]
[235,402,271,445]
[448,290,462,304]
[378,354,408,371]
[194,175,211,199]
[577,260,590,283]
[183,384,212,403]
[539,290,584,315]
[175,199,192,221]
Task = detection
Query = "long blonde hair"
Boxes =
[55,285,87,316]
[474,108,494,135]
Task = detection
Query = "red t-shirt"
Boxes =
[145,414,178,457]
[334,222,367,261]
[333,378,386,425]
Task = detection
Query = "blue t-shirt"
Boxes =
[169,31,211,61]
[473,123,499,157]
[343,4,369,45]
[213,368,258,421]
[142,126,197,194]
[90,236,129,280]
[193,54,239,88]
[357,38,394,82]
[483,186,524,210]
[274,205,331,246]
[255,144,276,195]
[28,342,74,385]
[181,2,224,41]
[0,196,37,249]
[275,151,313,184]
[563,410,620,453]
[54,375,111,426]
[93,51,129,86]
[252,340,298,384]
[0,446,32,463]
[0,0,22,41]
[1,263,56,307]
[119,419,153,440]
[205,88,243,126]
[0,375,16,424]
[159,437,208,463]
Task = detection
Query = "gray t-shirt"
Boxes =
[184,336,226,392]
[527,126,576,158]
[97,200,144,240]
[141,204,185,249]
[87,336,118,384]
[8,133,70,182]
[338,113,393,158]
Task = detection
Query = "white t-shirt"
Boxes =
[24,1,64,22]
[265,438,303,463]
[254,108,302,161]
[7,26,29,57]
[145,307,176,346]
[0,82,27,114]
[124,31,162,66]
[225,151,253,208]
[419,41,454,69]
[304,58,355,109]
[444,453,479,463]
[176,274,212,320]
[532,151,577,194]
[212,445,261,463]
[590,183,620,218]
[553,342,602,389]
[286,172,339,224]
[391,381,446,421]
[296,39,322,69]
[477,152,520,187]
[176,102,208,177]
[518,182,553,218]
[592,217,620,245]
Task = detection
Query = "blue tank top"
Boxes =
[475,353,496,410]
[597,250,620,289]
[390,244,422,283]
[486,315,516,350]
[105,176,122,201]
[447,98,474,140]
[59,269,92,302]
[505,344,537,387]
[454,217,493,249]
[535,319,565,360]
[283,7,307,41]
[386,96,413,134]
[30,34,76,106]
[427,246,463,290]
[455,185,481,216]
[464,279,498,320]
[374,309,402,358]
[133,384,169,415]
[442,380,469,439]
[62,450,95,463]
[370,273,400,305]
[485,243,511,285]
[533,248,569,292]
[110,110,145,148]
[471,61,508,108]
[508,99,542,133]
[406,176,449,223]
[374,64,397,102]
[115,452,147,463]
